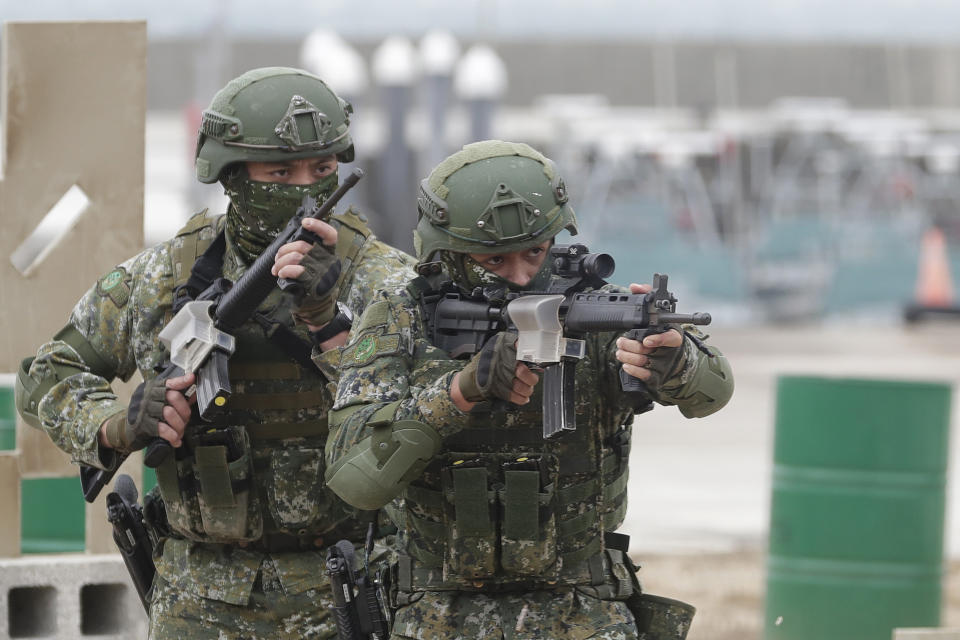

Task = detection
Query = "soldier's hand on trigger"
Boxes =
[615,282,686,391]
[453,331,540,408]
[98,372,196,452]
[272,217,341,331]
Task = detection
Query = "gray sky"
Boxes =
[2,0,960,42]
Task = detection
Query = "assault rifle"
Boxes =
[423,243,712,438]
[326,524,390,640]
[80,168,364,503]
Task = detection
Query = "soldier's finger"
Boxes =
[629,283,652,294]
[512,382,534,401]
[166,372,196,391]
[165,389,192,422]
[271,250,306,276]
[301,218,338,247]
[157,423,182,448]
[276,264,307,280]
[643,329,683,349]
[273,240,312,263]
[621,363,651,381]
[161,405,188,435]
[514,363,540,387]
[508,391,531,405]
[615,349,648,368]
[616,337,649,354]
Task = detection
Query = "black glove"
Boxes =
[102,376,168,452]
[458,331,519,403]
[291,243,342,327]
[638,327,688,392]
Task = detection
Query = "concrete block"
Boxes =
[894,630,960,639]
[0,554,146,639]
[0,453,19,558]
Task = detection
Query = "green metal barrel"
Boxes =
[765,376,950,640]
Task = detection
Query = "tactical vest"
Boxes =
[394,277,636,596]
[155,208,373,548]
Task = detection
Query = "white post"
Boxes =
[454,44,507,144]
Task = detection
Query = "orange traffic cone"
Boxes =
[914,227,955,307]
[904,226,960,322]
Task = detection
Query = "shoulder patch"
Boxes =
[96,267,132,308]
[341,332,401,368]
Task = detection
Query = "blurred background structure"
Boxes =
[0,0,946,322]
[4,2,960,638]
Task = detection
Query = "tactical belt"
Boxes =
[245,419,328,441]
[247,532,328,553]
[394,531,635,594]
[394,554,590,595]
[244,517,371,554]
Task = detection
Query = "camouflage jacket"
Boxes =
[21,209,416,605]
[327,279,730,592]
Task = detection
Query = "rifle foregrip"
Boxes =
[618,327,665,394]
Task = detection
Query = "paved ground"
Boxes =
[625,322,960,557]
[624,323,960,638]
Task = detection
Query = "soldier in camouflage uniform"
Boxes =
[320,141,735,640]
[15,67,416,639]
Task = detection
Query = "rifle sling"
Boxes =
[173,232,226,312]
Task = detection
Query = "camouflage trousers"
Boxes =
[148,564,336,639]
[390,588,637,640]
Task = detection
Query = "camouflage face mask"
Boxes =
[440,248,554,294]
[223,170,339,263]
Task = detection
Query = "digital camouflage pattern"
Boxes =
[149,537,394,639]
[149,562,336,639]
[390,589,636,640]
[222,170,339,264]
[23,207,416,627]
[328,278,729,639]
[630,594,696,640]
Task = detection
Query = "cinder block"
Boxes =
[0,554,146,639]
[894,629,960,639]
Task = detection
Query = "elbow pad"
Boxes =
[663,346,734,418]
[16,323,117,429]
[15,357,43,429]
[326,420,441,510]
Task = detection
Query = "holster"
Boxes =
[628,593,696,640]
[604,532,696,640]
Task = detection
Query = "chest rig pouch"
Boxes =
[154,211,339,545]
[439,450,559,583]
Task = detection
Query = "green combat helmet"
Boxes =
[195,67,355,183]
[414,140,578,287]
